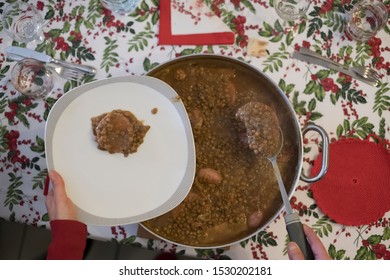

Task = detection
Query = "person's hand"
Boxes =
[287,224,331,260]
[45,170,78,221]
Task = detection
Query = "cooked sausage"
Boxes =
[224,80,237,105]
[188,108,203,130]
[197,168,222,185]
[247,210,264,228]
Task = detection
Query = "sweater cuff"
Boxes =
[47,220,87,260]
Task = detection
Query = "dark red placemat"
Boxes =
[310,138,390,226]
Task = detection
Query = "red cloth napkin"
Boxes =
[159,0,235,45]
[310,138,390,226]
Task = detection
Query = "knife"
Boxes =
[292,49,377,87]
[5,46,97,76]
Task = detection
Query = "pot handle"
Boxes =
[300,124,329,183]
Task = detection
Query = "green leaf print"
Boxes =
[328,244,347,260]
[262,43,289,73]
[373,82,390,117]
[259,20,295,46]
[134,0,157,22]
[195,249,232,260]
[354,246,376,260]
[0,125,8,154]
[256,231,278,247]
[0,64,10,80]
[143,57,159,72]
[354,42,371,66]
[42,213,50,222]
[31,136,45,153]
[367,235,382,245]
[336,117,374,139]
[4,173,24,211]
[383,227,390,240]
[32,169,48,190]
[101,37,119,73]
[45,8,55,20]
[307,18,323,38]
[128,22,154,52]
[285,30,294,45]
[323,11,345,33]
[117,236,142,247]
[378,118,386,139]
[312,216,333,238]
[241,0,256,13]
[240,239,249,248]
[87,0,103,25]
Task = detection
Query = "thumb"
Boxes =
[287,242,305,260]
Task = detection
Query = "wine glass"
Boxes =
[100,0,141,14]
[2,2,45,44]
[344,0,389,42]
[274,0,311,21]
[11,58,54,99]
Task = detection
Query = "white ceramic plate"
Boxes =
[45,76,196,226]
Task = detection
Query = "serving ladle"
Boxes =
[236,102,314,260]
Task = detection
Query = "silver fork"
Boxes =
[297,47,381,86]
[353,66,381,82]
[47,62,83,81]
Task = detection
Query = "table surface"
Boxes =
[1,0,390,260]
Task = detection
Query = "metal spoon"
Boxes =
[236,102,314,260]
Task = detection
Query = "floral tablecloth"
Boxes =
[1,0,390,260]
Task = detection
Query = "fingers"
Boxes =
[287,242,305,260]
[45,188,55,220]
[287,225,331,260]
[303,225,331,260]
[49,170,68,200]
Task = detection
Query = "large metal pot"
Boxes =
[141,54,328,248]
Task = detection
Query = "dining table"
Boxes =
[1,0,390,260]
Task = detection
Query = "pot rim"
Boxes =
[143,53,304,249]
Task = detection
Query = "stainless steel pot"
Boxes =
[142,54,329,248]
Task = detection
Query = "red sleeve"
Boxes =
[47,220,87,260]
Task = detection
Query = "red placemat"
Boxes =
[158,0,235,45]
[310,137,390,226]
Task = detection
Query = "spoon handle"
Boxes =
[285,213,315,260]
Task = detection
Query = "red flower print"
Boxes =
[319,0,334,14]
[232,16,247,47]
[36,1,44,11]
[338,72,352,83]
[6,130,19,151]
[21,98,33,106]
[368,37,381,58]
[320,77,336,92]
[211,0,224,17]
[230,0,240,8]
[54,37,70,52]
[70,31,83,42]
[331,84,339,93]
[302,40,311,48]
[8,102,19,111]
[102,7,112,17]
[372,244,389,259]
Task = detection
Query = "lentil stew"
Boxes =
[143,56,301,247]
